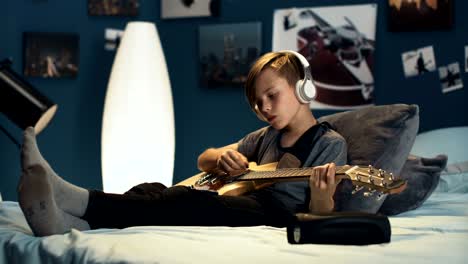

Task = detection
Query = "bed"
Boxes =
[0,191,467,264]
[1,108,467,263]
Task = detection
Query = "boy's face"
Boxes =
[254,68,301,130]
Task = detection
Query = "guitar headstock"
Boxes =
[343,165,407,198]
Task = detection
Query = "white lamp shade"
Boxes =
[101,22,175,193]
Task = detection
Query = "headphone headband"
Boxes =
[279,50,310,68]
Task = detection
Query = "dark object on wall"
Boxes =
[181,0,194,8]
[288,212,391,245]
[0,59,57,147]
[88,0,139,16]
[161,0,219,19]
[199,22,262,88]
[23,32,79,78]
[388,0,454,31]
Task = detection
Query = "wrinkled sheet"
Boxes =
[1,192,467,264]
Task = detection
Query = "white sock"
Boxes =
[18,165,90,236]
[21,127,89,217]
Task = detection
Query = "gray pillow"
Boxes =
[378,154,447,215]
[318,104,420,213]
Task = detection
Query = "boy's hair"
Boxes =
[245,51,304,110]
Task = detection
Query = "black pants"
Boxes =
[82,183,295,229]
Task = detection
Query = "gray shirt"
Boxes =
[237,124,347,213]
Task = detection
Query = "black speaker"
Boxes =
[287,212,391,245]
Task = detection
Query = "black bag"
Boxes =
[287,212,391,245]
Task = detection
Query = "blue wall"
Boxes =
[1,0,467,201]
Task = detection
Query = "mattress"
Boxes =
[0,192,467,264]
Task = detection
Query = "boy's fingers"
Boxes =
[327,163,336,186]
[228,151,248,170]
[218,159,234,172]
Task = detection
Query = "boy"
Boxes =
[18,51,347,236]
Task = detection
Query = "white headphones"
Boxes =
[279,50,317,104]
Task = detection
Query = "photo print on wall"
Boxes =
[438,62,463,93]
[199,22,261,88]
[105,28,124,51]
[401,45,437,78]
[88,0,139,16]
[161,0,220,19]
[23,32,79,78]
[273,4,377,110]
[465,46,468,72]
[388,0,453,31]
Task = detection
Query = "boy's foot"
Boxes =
[17,165,68,236]
[20,127,89,217]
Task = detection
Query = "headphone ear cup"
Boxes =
[295,80,309,104]
[302,80,316,101]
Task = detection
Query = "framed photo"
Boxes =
[401,45,436,78]
[199,22,261,88]
[273,4,377,110]
[88,0,139,16]
[23,32,79,78]
[438,62,463,93]
[388,0,453,31]
[161,0,219,19]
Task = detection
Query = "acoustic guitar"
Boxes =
[176,162,407,197]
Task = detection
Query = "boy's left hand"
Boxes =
[308,163,340,214]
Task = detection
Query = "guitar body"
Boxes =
[176,162,279,196]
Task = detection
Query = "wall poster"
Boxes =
[273,4,377,109]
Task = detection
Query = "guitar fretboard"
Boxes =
[237,166,349,181]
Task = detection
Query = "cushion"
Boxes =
[410,126,468,165]
[378,154,447,215]
[435,161,468,193]
[318,104,420,213]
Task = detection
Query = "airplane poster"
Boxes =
[273,4,377,110]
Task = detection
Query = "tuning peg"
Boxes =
[368,165,374,174]
[363,189,376,197]
[378,169,384,177]
[376,192,385,200]
[389,173,394,181]
[352,185,364,195]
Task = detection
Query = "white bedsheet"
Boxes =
[1,192,467,264]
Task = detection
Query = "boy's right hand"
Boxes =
[216,149,249,176]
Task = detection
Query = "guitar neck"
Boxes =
[237,166,350,181]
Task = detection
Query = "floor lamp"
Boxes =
[101,22,175,193]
